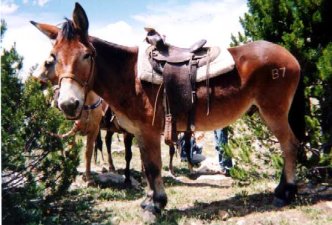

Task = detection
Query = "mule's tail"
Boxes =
[288,72,307,164]
[288,73,305,142]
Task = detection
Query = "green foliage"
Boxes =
[227,114,281,183]
[317,43,332,161]
[1,19,7,41]
[2,24,81,224]
[230,165,250,181]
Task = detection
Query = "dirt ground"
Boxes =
[66,131,332,225]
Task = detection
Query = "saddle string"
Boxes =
[188,58,198,132]
[205,49,211,115]
[152,82,164,126]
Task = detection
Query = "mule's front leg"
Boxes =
[85,131,99,186]
[138,134,167,214]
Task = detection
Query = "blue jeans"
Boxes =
[214,128,232,170]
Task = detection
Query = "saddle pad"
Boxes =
[137,42,235,84]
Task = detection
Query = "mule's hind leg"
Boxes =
[169,144,176,176]
[105,130,116,172]
[123,132,134,185]
[94,130,103,164]
[259,110,299,206]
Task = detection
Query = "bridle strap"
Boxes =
[58,56,95,90]
[58,56,96,120]
[59,74,88,88]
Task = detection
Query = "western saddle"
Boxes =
[145,27,219,145]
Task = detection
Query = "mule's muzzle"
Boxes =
[59,97,80,119]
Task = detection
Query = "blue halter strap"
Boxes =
[83,98,103,110]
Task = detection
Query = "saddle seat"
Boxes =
[149,43,220,75]
[152,39,207,63]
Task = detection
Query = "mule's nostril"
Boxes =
[74,100,79,109]
[59,98,80,116]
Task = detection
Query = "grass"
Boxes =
[43,131,332,225]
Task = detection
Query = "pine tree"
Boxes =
[1,20,81,224]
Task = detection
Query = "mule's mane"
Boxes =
[61,18,76,40]
[59,19,136,56]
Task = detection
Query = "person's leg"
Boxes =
[215,128,232,174]
[214,129,223,166]
[180,134,187,160]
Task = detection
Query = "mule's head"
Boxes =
[34,56,60,108]
[31,2,95,119]
[35,55,57,85]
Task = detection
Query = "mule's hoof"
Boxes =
[273,197,289,208]
[124,178,132,188]
[140,197,161,214]
[274,183,297,207]
[140,196,152,209]
[101,167,108,173]
[167,170,176,178]
[142,202,161,214]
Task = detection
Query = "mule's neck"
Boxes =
[90,37,138,106]
[85,91,100,106]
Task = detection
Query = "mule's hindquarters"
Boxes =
[248,42,301,206]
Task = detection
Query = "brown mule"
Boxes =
[37,50,178,185]
[36,57,135,185]
[31,2,301,213]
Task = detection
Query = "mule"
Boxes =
[38,52,178,185]
[37,56,134,185]
[31,3,301,213]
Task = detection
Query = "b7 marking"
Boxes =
[272,67,286,79]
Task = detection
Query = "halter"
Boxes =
[58,53,96,120]
[58,55,95,91]
[83,98,102,110]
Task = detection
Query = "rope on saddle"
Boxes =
[152,82,164,126]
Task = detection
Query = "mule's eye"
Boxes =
[45,55,56,67]
[83,53,91,60]
[50,53,56,60]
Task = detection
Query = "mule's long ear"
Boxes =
[30,21,59,40]
[72,2,89,35]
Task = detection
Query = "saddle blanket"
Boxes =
[137,42,235,84]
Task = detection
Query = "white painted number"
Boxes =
[272,67,286,79]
